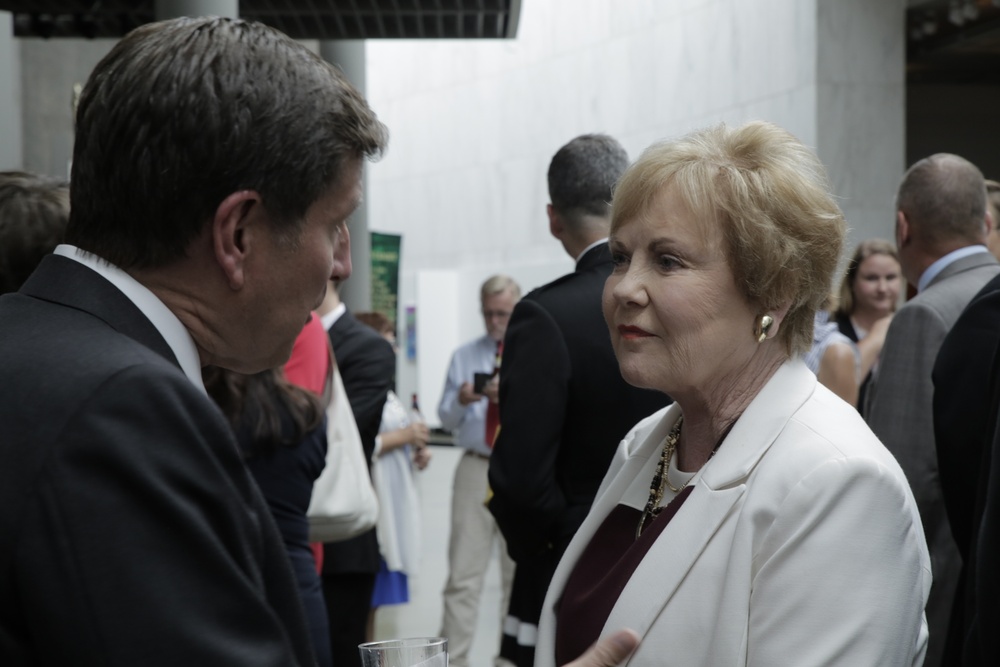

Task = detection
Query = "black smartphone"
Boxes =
[473,372,493,394]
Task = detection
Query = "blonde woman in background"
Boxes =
[804,296,860,406]
[832,239,902,409]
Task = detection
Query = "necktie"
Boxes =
[485,340,502,447]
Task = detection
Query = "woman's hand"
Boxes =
[409,422,430,448]
[376,422,430,457]
[856,313,893,379]
[412,445,432,470]
[562,630,639,667]
[868,314,892,348]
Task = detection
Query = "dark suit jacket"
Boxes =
[966,365,1000,666]
[866,249,1000,667]
[0,256,313,667]
[932,271,1000,664]
[321,309,395,574]
[488,243,670,562]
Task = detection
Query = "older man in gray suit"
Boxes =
[865,153,999,667]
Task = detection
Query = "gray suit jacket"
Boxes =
[865,249,1000,667]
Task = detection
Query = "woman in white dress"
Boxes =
[354,312,430,636]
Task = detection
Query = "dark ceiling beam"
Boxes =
[0,0,519,39]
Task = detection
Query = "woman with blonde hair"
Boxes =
[832,239,902,409]
[534,121,929,667]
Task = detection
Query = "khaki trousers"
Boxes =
[440,452,515,667]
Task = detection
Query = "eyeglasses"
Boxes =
[482,310,512,320]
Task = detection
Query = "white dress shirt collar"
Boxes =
[321,302,347,331]
[575,237,608,266]
[54,244,206,393]
[917,245,990,293]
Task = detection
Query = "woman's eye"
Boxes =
[658,255,680,270]
[610,251,629,267]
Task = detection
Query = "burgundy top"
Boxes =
[554,486,694,665]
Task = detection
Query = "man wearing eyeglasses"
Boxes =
[437,274,520,667]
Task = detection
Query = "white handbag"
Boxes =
[306,366,379,543]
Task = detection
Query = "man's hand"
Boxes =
[458,382,482,405]
[563,630,639,667]
[482,376,499,404]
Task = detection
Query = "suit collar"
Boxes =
[700,359,815,488]
[20,254,180,370]
[575,241,611,272]
[614,360,815,488]
[922,247,997,292]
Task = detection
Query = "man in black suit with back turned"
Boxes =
[933,181,1000,666]
[317,283,395,667]
[0,17,388,666]
[488,134,670,667]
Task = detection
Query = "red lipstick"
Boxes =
[618,325,653,340]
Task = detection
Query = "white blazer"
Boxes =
[535,360,931,667]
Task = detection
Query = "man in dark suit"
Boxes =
[317,284,395,667]
[0,17,387,666]
[932,270,1000,664]
[965,367,1000,666]
[931,180,1000,665]
[865,153,1000,667]
[488,134,670,667]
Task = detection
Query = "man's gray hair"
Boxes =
[897,153,987,245]
[480,274,521,302]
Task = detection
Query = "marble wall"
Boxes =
[18,38,116,179]
[816,0,906,253]
[0,13,22,171]
[365,0,905,409]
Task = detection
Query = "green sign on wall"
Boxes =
[370,231,401,328]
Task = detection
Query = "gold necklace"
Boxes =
[664,444,691,494]
[635,416,683,540]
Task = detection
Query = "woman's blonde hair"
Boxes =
[612,121,846,357]
[834,239,900,318]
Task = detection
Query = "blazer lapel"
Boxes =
[535,406,676,667]
[603,481,746,643]
[603,361,818,647]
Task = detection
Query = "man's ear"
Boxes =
[985,208,995,238]
[896,210,911,248]
[547,204,563,240]
[212,190,261,291]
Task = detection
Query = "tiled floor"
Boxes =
[373,446,508,667]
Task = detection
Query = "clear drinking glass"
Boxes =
[358,637,448,667]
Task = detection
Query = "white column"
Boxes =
[154,0,238,19]
[320,40,373,312]
[815,0,906,251]
[0,11,23,170]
